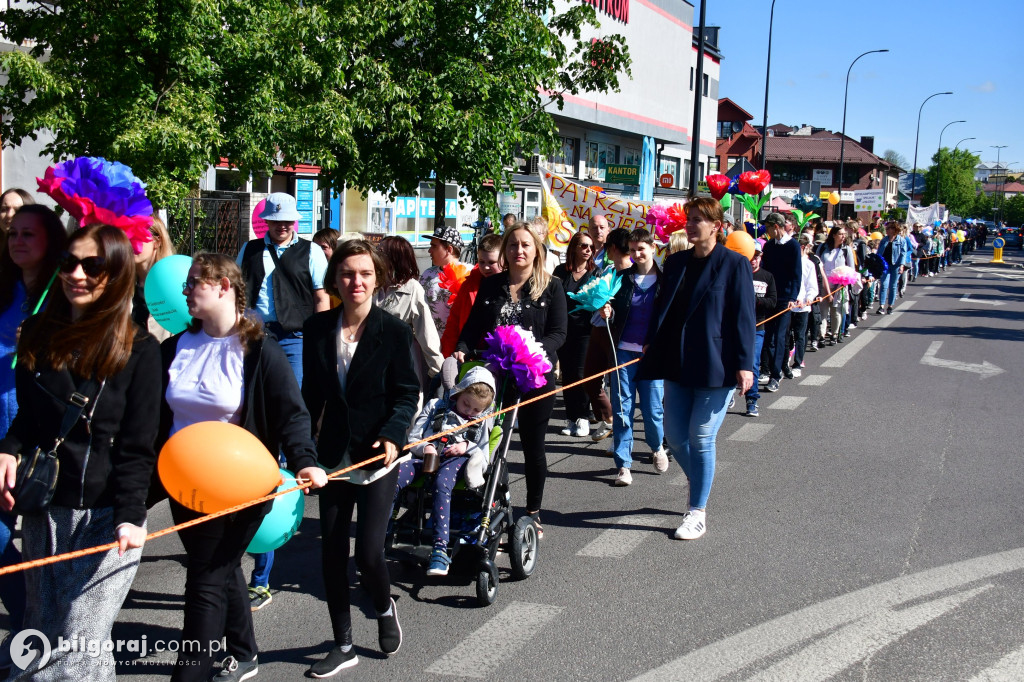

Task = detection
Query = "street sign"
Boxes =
[605,164,641,185]
[659,173,674,188]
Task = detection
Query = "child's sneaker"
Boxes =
[248,586,272,611]
[426,548,451,576]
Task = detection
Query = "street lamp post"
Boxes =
[759,0,778,171]
[838,49,888,219]
[688,0,708,195]
[992,145,1007,225]
[910,91,953,207]
[935,120,965,207]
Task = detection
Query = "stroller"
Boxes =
[387,361,540,606]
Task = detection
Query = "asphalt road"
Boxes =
[7,245,1024,681]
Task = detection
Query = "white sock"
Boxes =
[340,644,353,653]
[688,507,705,517]
[378,605,393,618]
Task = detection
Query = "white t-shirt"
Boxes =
[166,330,245,436]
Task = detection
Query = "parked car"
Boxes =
[996,226,1022,249]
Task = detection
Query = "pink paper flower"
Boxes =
[481,325,552,393]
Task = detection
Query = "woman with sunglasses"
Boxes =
[0,224,162,680]
[552,230,597,437]
[0,204,67,641]
[160,253,327,681]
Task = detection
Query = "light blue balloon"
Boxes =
[144,254,193,334]
[247,469,305,554]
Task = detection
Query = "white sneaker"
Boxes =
[674,510,706,540]
[560,420,573,436]
[652,447,669,474]
[574,418,590,437]
[591,421,613,441]
[790,367,802,378]
[758,374,769,385]
[614,468,632,486]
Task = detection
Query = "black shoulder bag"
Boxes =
[14,379,101,515]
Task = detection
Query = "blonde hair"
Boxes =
[668,232,692,254]
[500,222,550,301]
[150,215,175,261]
[459,382,495,404]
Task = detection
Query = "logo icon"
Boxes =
[9,629,51,671]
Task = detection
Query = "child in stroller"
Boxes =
[394,365,496,576]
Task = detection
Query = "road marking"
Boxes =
[960,293,1005,306]
[628,546,1024,682]
[924,286,936,289]
[747,585,992,682]
[822,301,916,368]
[977,273,983,278]
[577,515,665,558]
[800,374,831,386]
[968,643,1024,681]
[728,424,774,441]
[769,396,807,410]
[920,341,1004,379]
[426,602,563,678]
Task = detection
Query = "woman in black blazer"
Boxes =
[455,222,567,538]
[302,239,420,677]
[639,198,755,542]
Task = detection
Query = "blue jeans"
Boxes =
[745,329,766,402]
[764,309,792,380]
[250,324,304,589]
[610,349,665,469]
[878,268,901,308]
[0,510,25,629]
[663,382,734,510]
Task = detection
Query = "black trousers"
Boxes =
[170,499,270,681]
[556,328,591,421]
[505,372,557,512]
[319,466,399,646]
[764,309,793,380]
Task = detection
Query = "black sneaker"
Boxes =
[213,656,258,682]
[765,378,780,393]
[378,598,402,655]
[782,369,794,380]
[309,646,358,678]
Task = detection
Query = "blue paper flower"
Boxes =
[566,271,622,313]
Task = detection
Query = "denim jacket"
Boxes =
[877,235,908,268]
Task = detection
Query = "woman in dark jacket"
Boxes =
[455,222,567,538]
[0,225,161,681]
[638,198,754,543]
[159,253,326,682]
[302,239,420,677]
[552,230,597,438]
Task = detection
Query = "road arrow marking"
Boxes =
[920,341,1004,379]
[960,293,1006,306]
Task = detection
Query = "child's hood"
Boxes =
[452,366,497,397]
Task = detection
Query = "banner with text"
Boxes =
[853,189,884,212]
[539,165,659,253]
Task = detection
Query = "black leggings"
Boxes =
[507,373,557,512]
[170,499,270,681]
[556,328,591,421]
[319,466,399,646]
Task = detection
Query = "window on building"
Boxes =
[689,68,694,91]
[842,165,860,186]
[622,147,642,167]
[771,163,810,183]
[585,141,617,181]
[708,157,720,174]
[726,156,743,172]
[548,136,577,176]
[702,74,709,97]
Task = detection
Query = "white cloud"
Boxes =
[784,79,797,88]
[972,80,997,93]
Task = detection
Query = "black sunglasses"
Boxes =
[58,252,107,278]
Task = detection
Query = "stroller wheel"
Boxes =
[509,516,539,580]
[475,560,499,606]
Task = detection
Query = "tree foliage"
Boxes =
[921,147,980,217]
[0,0,630,215]
[882,149,909,171]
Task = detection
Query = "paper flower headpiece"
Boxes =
[791,193,823,211]
[566,270,622,313]
[37,157,154,254]
[644,203,687,243]
[481,325,552,392]
[438,262,472,305]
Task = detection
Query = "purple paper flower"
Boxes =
[481,325,552,393]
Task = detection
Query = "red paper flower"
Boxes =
[439,262,471,305]
[705,174,731,200]
[737,170,772,196]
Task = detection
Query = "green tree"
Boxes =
[1001,193,1024,226]
[921,148,980,217]
[970,190,993,220]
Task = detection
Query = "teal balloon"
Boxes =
[144,254,193,334]
[719,194,732,209]
[247,469,305,554]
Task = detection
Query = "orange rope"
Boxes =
[0,356,643,576]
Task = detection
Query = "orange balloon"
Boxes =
[158,422,281,513]
[725,230,756,260]
[828,192,841,205]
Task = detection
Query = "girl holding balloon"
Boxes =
[131,215,176,342]
[159,253,327,681]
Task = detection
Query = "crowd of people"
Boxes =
[0,174,989,681]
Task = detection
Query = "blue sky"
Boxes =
[708,0,1022,173]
